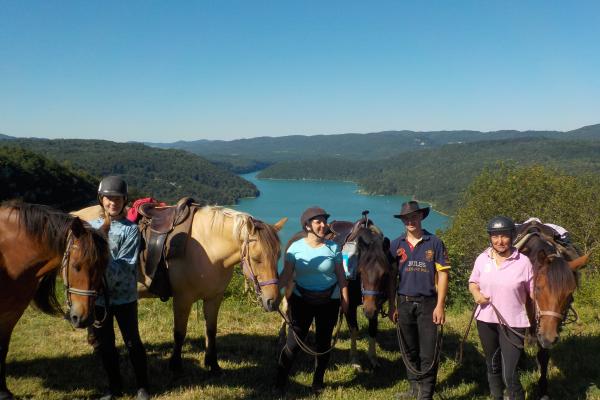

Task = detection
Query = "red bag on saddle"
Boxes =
[127,197,165,223]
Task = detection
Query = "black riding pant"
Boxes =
[346,277,378,337]
[93,301,148,392]
[477,321,526,400]
[279,294,340,381]
[397,295,439,400]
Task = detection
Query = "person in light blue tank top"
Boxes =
[276,206,348,395]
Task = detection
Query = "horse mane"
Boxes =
[2,200,109,315]
[544,255,578,296]
[205,206,281,262]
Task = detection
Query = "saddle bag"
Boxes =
[296,283,338,305]
[342,241,359,280]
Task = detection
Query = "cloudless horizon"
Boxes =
[1,1,599,142]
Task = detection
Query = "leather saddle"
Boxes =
[138,197,199,300]
[329,219,371,247]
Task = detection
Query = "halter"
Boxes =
[240,234,278,296]
[61,230,100,309]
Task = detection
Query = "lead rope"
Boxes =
[277,306,344,358]
[395,297,444,377]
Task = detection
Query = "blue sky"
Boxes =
[1,1,599,142]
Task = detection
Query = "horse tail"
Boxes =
[33,269,64,316]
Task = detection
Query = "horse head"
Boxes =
[242,216,287,312]
[63,216,110,328]
[520,232,588,349]
[347,221,391,319]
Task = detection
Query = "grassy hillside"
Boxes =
[5,271,600,399]
[0,146,97,210]
[1,139,258,205]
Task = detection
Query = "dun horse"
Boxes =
[74,204,286,374]
[0,201,109,400]
[515,221,589,398]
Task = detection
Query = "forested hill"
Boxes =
[259,137,600,215]
[0,134,14,139]
[0,146,97,210]
[147,123,600,168]
[1,139,258,205]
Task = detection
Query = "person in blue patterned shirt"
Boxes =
[90,176,150,400]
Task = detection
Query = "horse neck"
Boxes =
[193,209,243,267]
[0,209,62,277]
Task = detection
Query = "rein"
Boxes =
[61,230,100,306]
[277,306,344,357]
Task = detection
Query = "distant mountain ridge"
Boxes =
[145,123,600,169]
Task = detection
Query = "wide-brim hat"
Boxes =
[300,206,330,228]
[393,201,430,220]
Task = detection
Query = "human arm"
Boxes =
[278,259,295,299]
[433,270,448,324]
[468,282,490,305]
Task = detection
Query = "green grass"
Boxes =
[6,275,600,399]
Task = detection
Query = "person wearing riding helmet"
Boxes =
[388,201,450,400]
[468,216,534,400]
[90,176,150,400]
[276,206,349,394]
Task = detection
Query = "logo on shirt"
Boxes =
[425,249,434,262]
[396,247,408,263]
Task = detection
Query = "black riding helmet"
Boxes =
[300,206,330,230]
[486,216,515,236]
[97,176,128,213]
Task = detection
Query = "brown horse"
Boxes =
[515,221,589,398]
[0,201,109,400]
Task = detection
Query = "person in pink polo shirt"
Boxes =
[468,216,533,400]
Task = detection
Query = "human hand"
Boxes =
[433,305,445,325]
[389,307,398,324]
[474,292,490,305]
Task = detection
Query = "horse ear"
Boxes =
[273,217,288,232]
[70,217,86,238]
[568,253,590,271]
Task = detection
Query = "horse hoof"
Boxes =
[208,365,223,376]
[540,396,550,400]
[369,358,381,369]
[351,362,362,371]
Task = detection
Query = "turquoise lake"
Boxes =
[234,172,450,254]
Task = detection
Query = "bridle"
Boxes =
[353,211,387,299]
[240,234,278,297]
[60,230,100,309]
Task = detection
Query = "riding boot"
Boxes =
[311,364,326,394]
[417,377,435,400]
[487,373,504,400]
[275,347,294,392]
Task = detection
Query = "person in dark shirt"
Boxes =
[388,201,450,400]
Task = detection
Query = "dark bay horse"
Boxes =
[0,201,109,400]
[279,212,391,368]
[515,221,589,398]
[330,214,392,369]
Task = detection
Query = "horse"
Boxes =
[74,204,286,374]
[278,212,391,369]
[0,201,110,400]
[514,220,590,398]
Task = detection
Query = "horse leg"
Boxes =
[0,336,13,400]
[367,316,380,369]
[169,296,193,374]
[203,295,224,374]
[537,346,550,399]
[345,304,361,369]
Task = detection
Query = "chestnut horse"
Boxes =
[515,222,589,398]
[74,205,286,374]
[0,201,109,400]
